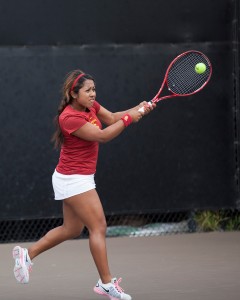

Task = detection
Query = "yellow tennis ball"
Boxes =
[195,62,206,74]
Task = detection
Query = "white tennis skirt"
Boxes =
[52,169,96,200]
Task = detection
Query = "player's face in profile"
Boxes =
[75,79,96,111]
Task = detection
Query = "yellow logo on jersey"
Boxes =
[89,117,100,128]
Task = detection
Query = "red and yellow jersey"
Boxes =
[56,101,102,175]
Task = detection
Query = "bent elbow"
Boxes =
[97,132,110,143]
[98,137,109,144]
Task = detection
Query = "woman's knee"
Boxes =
[89,219,107,235]
[62,224,83,239]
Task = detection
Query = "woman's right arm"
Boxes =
[72,109,142,143]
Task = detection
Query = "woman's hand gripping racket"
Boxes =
[139,50,212,112]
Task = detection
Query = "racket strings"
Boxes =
[167,52,211,95]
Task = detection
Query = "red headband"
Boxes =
[70,73,85,92]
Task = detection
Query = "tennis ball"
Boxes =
[195,62,206,74]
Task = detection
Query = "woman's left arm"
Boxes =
[97,101,155,126]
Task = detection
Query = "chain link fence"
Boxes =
[0,209,239,243]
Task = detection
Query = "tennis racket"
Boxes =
[139,50,212,112]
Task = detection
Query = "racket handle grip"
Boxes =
[138,101,152,113]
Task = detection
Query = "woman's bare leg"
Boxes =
[64,189,112,284]
[28,189,112,283]
[28,201,84,260]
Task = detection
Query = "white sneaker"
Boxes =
[12,246,33,284]
[94,277,132,300]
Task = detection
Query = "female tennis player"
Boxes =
[12,70,155,300]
